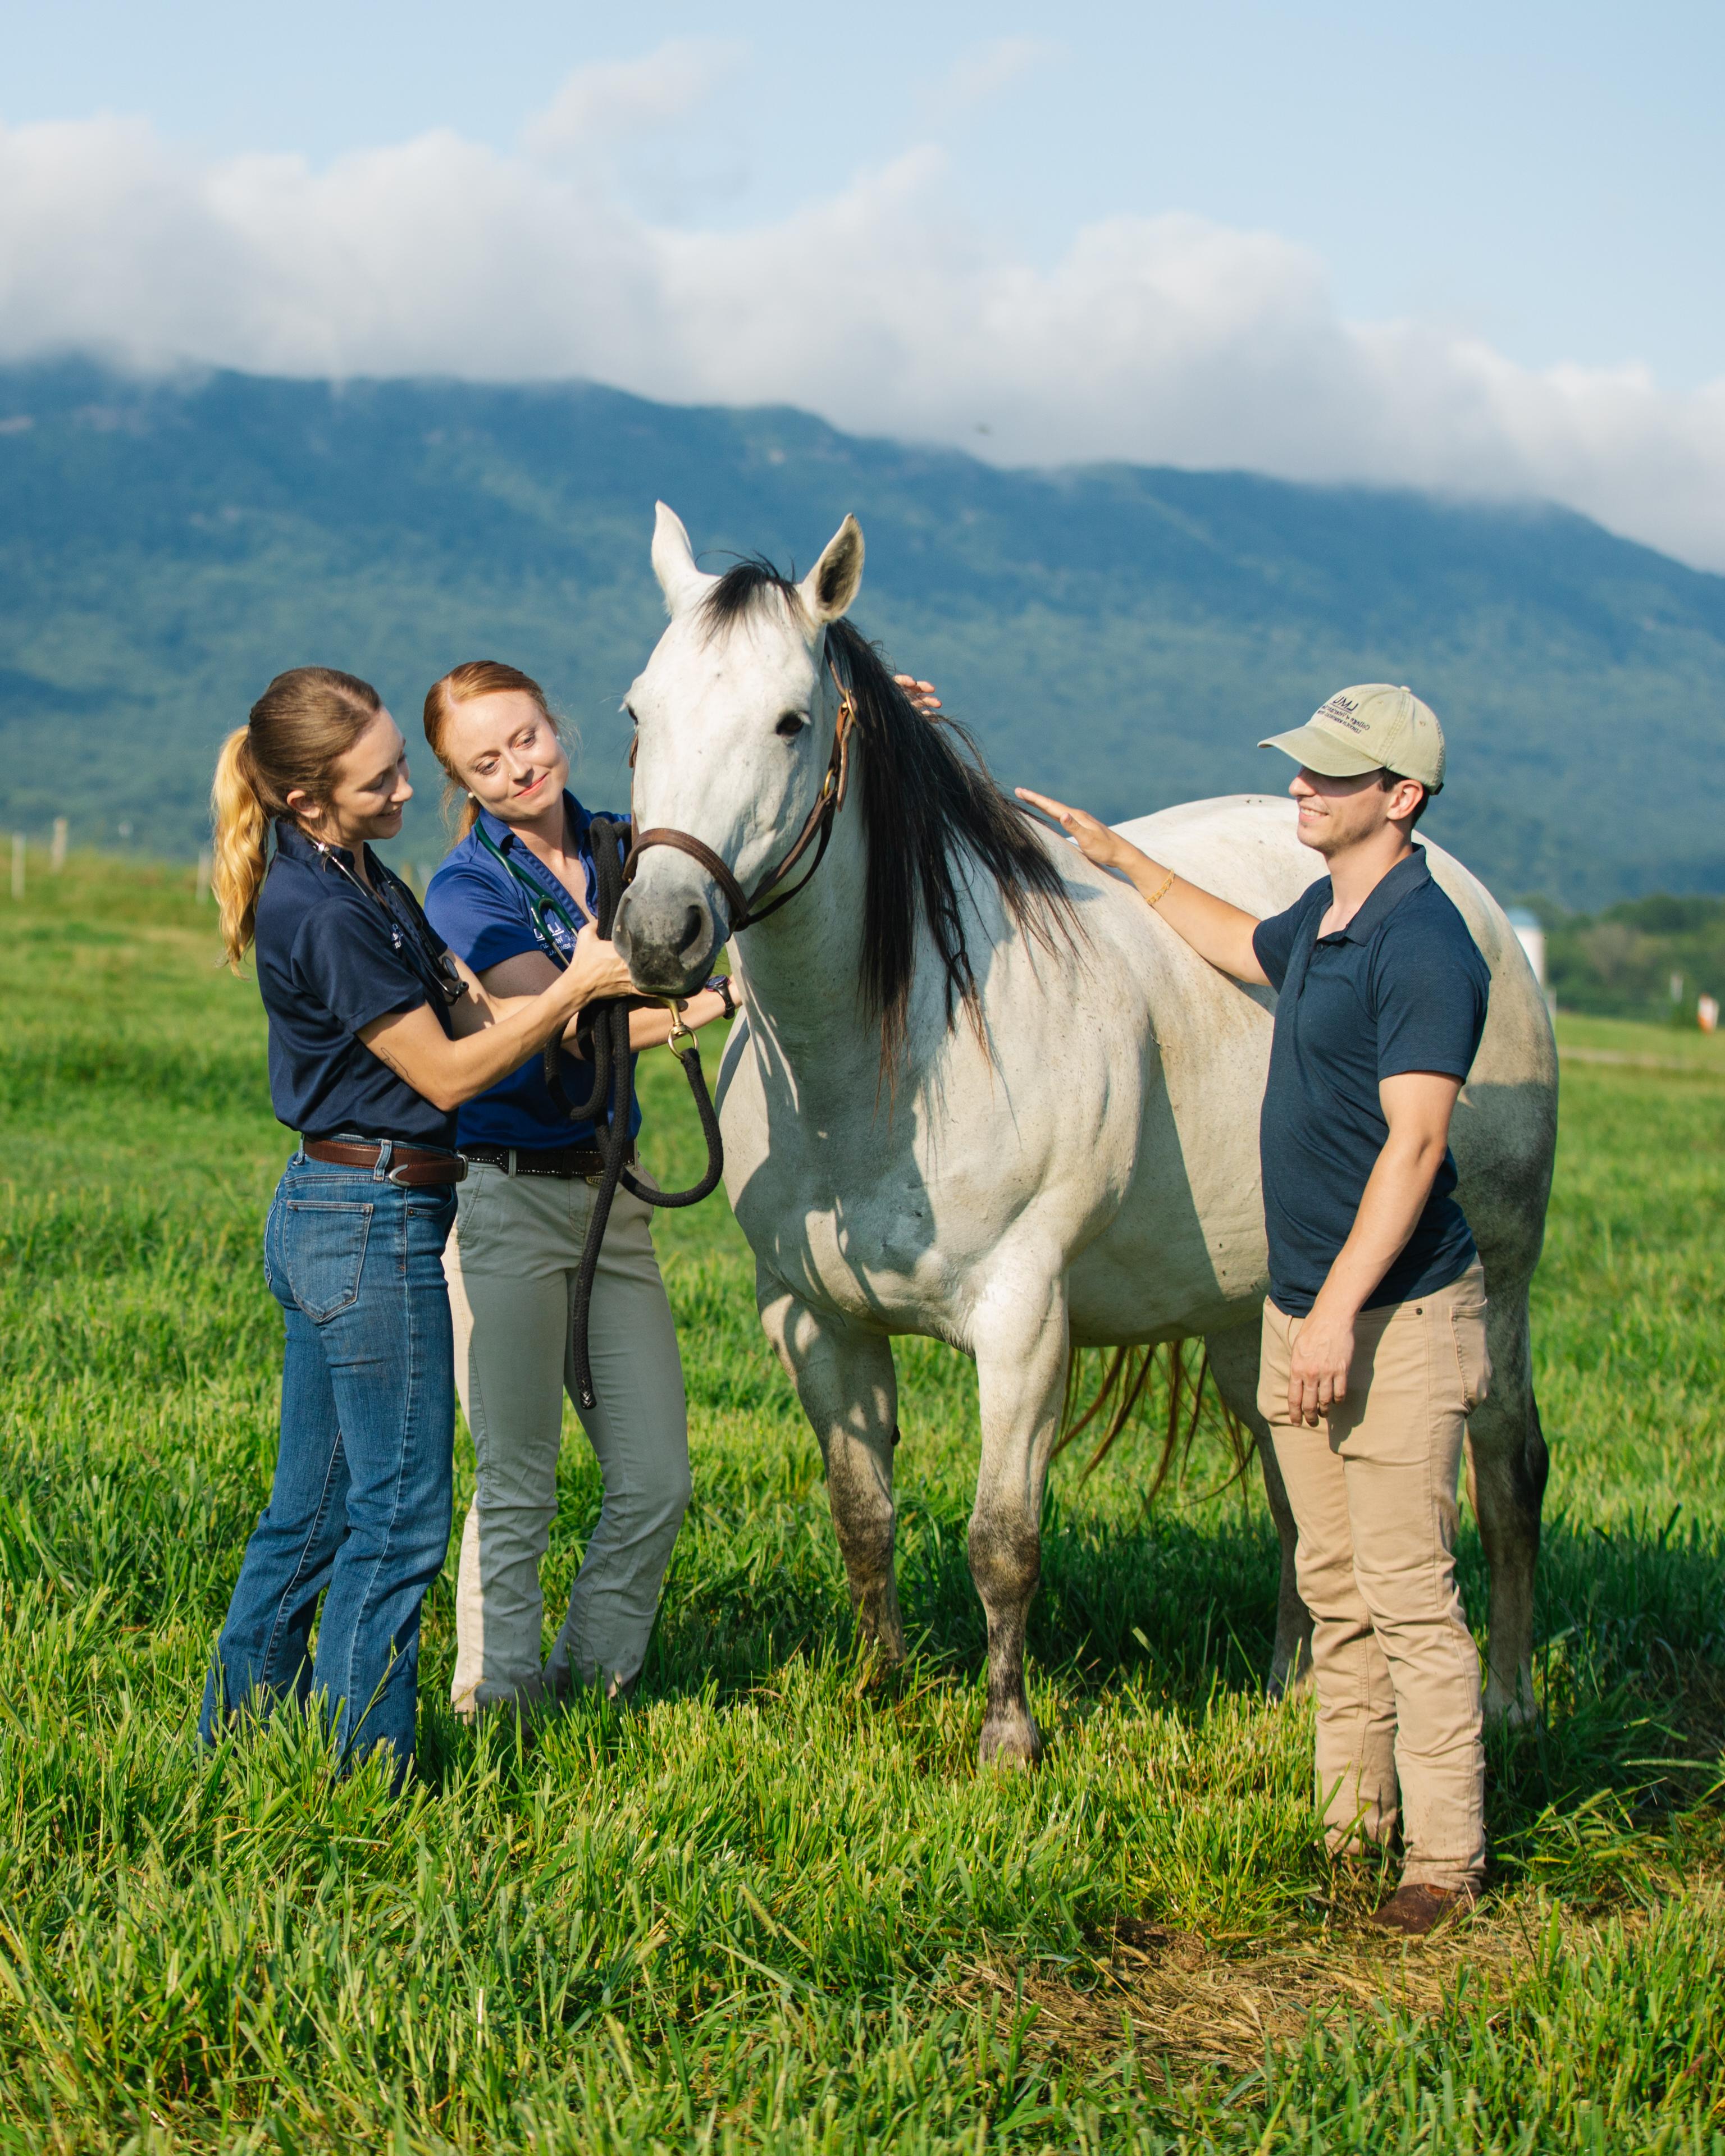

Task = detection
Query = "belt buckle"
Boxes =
[387,1157,465,1187]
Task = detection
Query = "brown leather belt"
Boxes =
[460,1141,634,1180]
[303,1139,467,1187]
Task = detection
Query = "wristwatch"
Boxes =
[705,974,737,1021]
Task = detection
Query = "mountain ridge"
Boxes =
[1,359,1721,906]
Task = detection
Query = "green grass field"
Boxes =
[2,851,1722,2153]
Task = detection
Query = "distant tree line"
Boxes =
[1535,894,1725,1022]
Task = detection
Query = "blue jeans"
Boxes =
[200,1149,458,1787]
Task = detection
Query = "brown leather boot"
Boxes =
[1367,1883,1477,1936]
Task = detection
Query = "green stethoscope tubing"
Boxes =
[471,812,621,1126]
[472,815,591,963]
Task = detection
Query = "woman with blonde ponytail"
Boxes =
[210,726,274,969]
[199,666,633,1791]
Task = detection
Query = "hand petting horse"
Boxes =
[613,505,1557,1767]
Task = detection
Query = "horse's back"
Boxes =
[1111,793,1558,1299]
[1114,794,1324,921]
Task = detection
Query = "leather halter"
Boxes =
[623,659,857,935]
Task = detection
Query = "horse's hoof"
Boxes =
[1484,1684,1540,1730]
[977,1714,1042,1770]
[853,1639,906,1691]
[857,1623,907,1665]
[1267,1656,1316,1703]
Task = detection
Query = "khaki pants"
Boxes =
[1259,1264,1490,1892]
[444,1160,690,1710]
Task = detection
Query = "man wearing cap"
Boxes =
[1019,685,1491,1936]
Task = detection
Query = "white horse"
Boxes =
[614,506,1557,1766]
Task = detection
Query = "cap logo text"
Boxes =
[1316,695,1370,734]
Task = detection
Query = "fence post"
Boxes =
[196,847,212,903]
[50,817,67,873]
[11,833,23,902]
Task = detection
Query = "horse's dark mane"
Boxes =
[699,559,1078,1066]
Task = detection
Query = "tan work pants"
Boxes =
[443,1160,690,1712]
[1259,1264,1490,1892]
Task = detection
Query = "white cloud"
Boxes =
[940,37,1065,111]
[520,40,743,158]
[2,95,1724,570]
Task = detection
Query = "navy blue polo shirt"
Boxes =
[253,820,458,1148]
[1251,847,1489,1316]
[423,796,642,1152]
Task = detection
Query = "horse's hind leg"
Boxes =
[758,1278,905,1662]
[1465,1284,1548,1723]
[1203,1322,1313,1696]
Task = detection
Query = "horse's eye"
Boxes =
[776,710,808,739]
[624,704,640,728]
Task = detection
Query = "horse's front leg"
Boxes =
[757,1275,905,1662]
[968,1257,1069,1769]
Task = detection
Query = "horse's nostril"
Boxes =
[676,905,706,957]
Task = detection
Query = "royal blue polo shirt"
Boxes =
[423,795,642,1152]
[252,820,458,1148]
[1251,847,1490,1316]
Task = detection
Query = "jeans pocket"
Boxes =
[262,1189,285,1302]
[282,1200,375,1323]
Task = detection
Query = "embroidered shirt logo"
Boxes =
[1316,694,1370,734]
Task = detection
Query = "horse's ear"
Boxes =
[798,514,865,625]
[651,501,715,618]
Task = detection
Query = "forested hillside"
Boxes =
[2,360,1723,906]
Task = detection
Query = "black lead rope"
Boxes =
[554,815,725,1409]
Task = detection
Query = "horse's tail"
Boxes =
[1054,1339,1254,1502]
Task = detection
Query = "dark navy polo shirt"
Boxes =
[1251,847,1489,1316]
[423,795,642,1152]
[253,821,458,1148]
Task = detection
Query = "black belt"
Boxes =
[303,1139,466,1187]
[460,1141,635,1180]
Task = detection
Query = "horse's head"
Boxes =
[613,503,865,996]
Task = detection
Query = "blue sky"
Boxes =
[3,1,1722,562]
[8,0,1718,382]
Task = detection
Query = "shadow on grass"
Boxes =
[11,1399,1719,1844]
[638,1491,1724,1802]
[642,1497,1276,1713]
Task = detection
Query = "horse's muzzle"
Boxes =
[611,876,719,998]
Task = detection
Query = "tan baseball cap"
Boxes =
[1259,684,1445,792]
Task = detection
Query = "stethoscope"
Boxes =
[308,836,468,1008]
[472,813,602,968]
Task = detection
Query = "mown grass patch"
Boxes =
[0,857,1721,2150]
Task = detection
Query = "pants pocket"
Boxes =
[282,1200,375,1323]
[1256,1299,1293,1425]
[1448,1300,1491,1414]
[454,1162,494,1234]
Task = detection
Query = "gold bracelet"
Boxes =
[1145,867,1176,907]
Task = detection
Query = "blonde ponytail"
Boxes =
[207,666,384,971]
[211,726,270,971]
